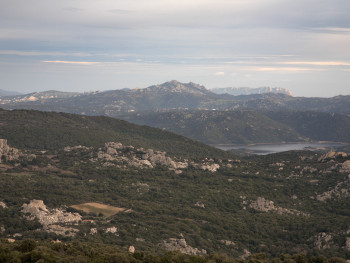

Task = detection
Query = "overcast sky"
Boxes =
[1,0,350,97]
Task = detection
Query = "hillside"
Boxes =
[266,111,350,143]
[0,108,229,160]
[118,110,306,144]
[0,108,349,259]
[0,81,349,114]
[119,110,350,145]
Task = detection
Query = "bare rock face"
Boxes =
[195,201,205,208]
[105,226,118,234]
[161,238,207,256]
[316,180,350,201]
[66,141,220,173]
[312,232,333,249]
[318,152,348,162]
[21,200,81,236]
[240,249,251,259]
[90,228,98,235]
[0,139,20,163]
[0,139,36,164]
[64,145,93,152]
[340,161,350,173]
[0,201,7,209]
[46,225,79,237]
[96,142,190,170]
[249,197,275,212]
[220,240,235,246]
[249,197,309,216]
[346,237,350,251]
[199,163,220,172]
[129,246,135,254]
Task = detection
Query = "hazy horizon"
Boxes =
[1,0,350,97]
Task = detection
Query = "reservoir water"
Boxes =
[214,142,349,155]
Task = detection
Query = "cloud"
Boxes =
[107,9,134,14]
[42,60,100,65]
[214,72,225,76]
[280,61,350,66]
[252,67,324,72]
[63,7,84,12]
[0,50,91,57]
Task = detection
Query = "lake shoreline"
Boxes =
[211,141,350,155]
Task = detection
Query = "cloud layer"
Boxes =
[0,0,350,96]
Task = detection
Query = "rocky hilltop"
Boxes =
[144,80,213,96]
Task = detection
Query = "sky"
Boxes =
[0,0,350,97]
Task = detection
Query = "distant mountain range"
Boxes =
[0,80,349,114]
[211,87,293,96]
[0,89,22,96]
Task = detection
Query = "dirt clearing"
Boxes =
[71,202,126,217]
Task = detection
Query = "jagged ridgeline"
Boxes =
[0,108,229,159]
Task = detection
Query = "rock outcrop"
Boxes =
[0,139,36,164]
[346,237,350,251]
[64,145,93,152]
[65,141,220,173]
[318,151,348,162]
[161,238,207,256]
[220,240,235,246]
[95,142,189,170]
[312,232,333,249]
[0,139,20,163]
[105,226,118,234]
[129,246,135,254]
[340,160,350,173]
[316,180,350,201]
[21,200,81,236]
[195,201,205,208]
[0,201,7,209]
[249,197,309,216]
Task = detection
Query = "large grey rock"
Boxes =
[21,200,82,236]
[249,197,309,216]
[161,238,207,256]
[0,139,20,163]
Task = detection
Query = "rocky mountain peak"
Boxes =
[145,80,213,96]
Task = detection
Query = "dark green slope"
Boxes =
[119,110,350,145]
[266,111,350,143]
[0,108,350,259]
[0,108,229,159]
[118,110,307,144]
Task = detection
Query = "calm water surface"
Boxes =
[214,142,349,155]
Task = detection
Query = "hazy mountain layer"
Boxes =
[211,87,293,96]
[0,81,349,114]
[0,89,22,96]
